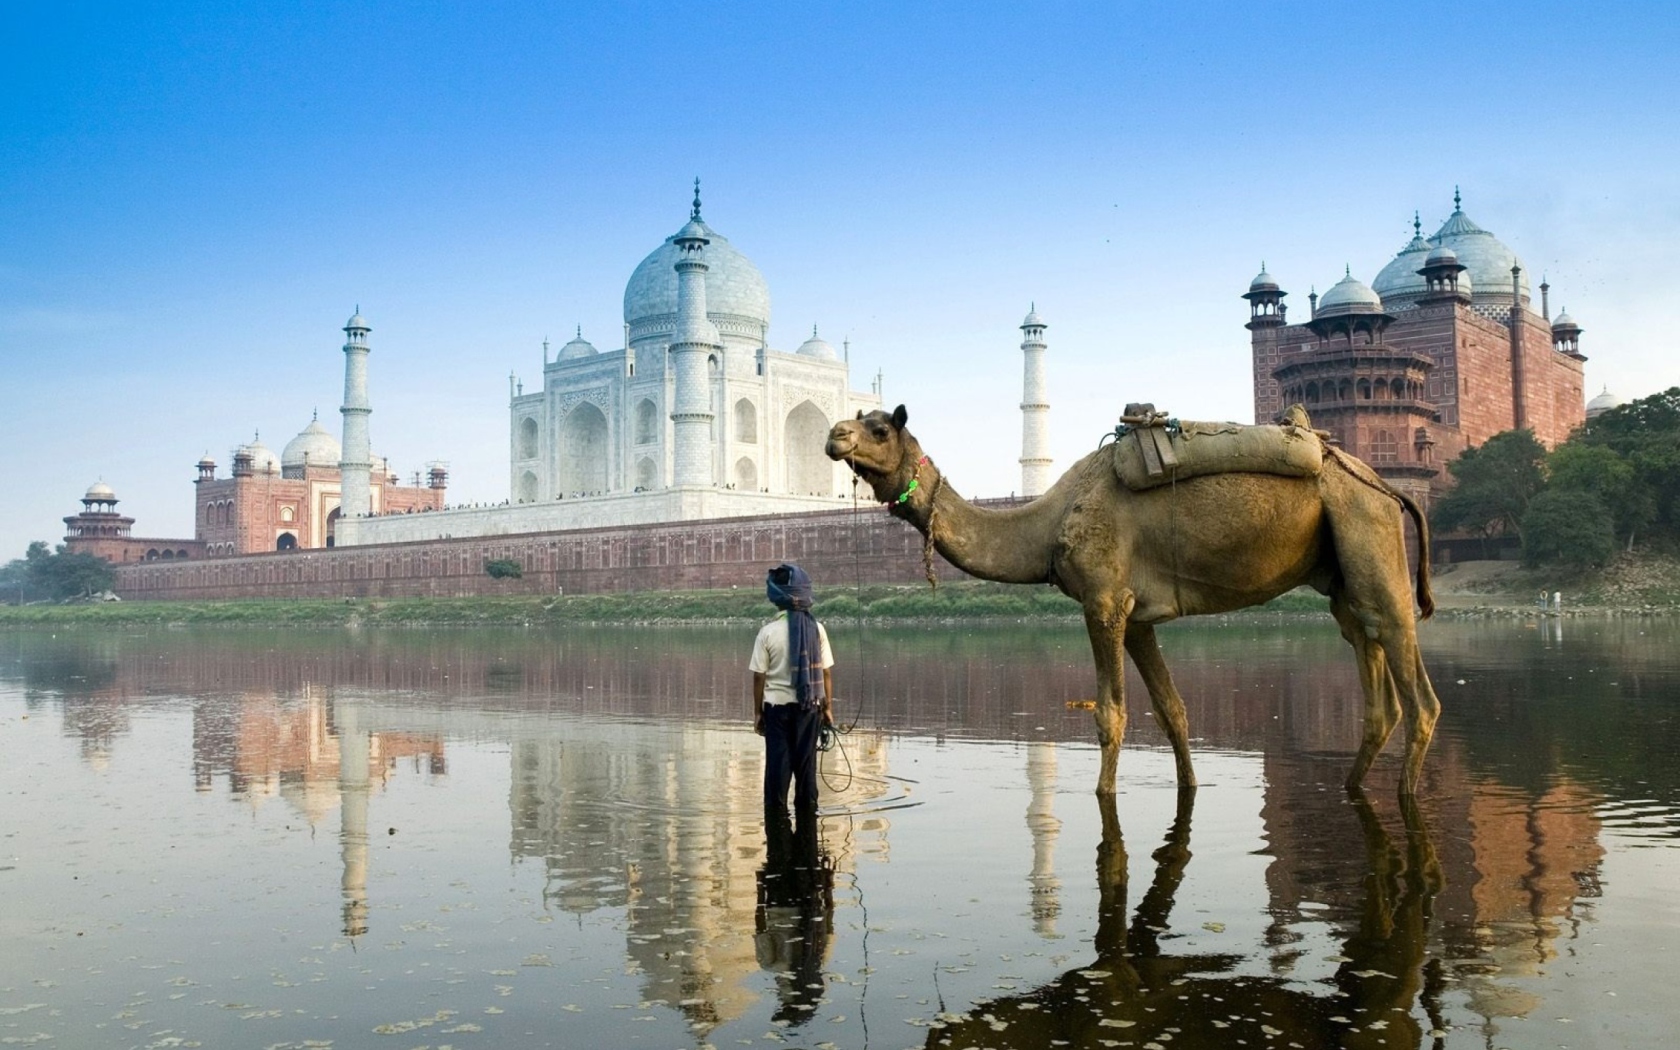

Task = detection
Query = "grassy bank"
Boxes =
[0,579,1332,628]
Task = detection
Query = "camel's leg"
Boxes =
[1333,593,1400,791]
[1124,622,1196,788]
[1381,626,1440,796]
[1083,591,1133,797]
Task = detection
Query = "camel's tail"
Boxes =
[1396,489,1435,620]
[1324,445,1435,620]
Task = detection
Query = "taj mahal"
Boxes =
[336,184,1051,548]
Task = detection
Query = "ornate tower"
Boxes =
[339,310,374,519]
[669,182,720,488]
[1244,264,1288,423]
[1018,305,1052,497]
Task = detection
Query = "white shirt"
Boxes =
[748,611,834,707]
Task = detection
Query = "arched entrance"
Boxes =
[784,400,830,495]
[558,402,609,495]
[734,456,758,491]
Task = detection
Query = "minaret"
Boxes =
[338,309,374,520]
[669,180,720,487]
[1018,305,1052,497]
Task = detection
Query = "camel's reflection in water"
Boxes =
[927,790,1446,1050]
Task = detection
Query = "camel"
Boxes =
[826,405,1441,797]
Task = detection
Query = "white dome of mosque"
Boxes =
[1371,222,1435,301]
[1586,386,1623,418]
[796,326,837,360]
[282,416,342,468]
[623,215,771,333]
[557,330,599,360]
[85,481,116,501]
[1428,194,1529,300]
[1317,269,1385,315]
[241,438,281,474]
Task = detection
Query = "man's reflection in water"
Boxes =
[755,807,835,1027]
[927,789,1447,1049]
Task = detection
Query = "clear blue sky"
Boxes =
[4,1,1677,558]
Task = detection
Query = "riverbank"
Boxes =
[4,555,1676,626]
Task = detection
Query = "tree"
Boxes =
[1521,489,1615,569]
[1577,387,1680,546]
[1546,442,1654,551]
[1431,429,1548,543]
[1,542,116,602]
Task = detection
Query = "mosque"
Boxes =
[1246,190,1608,507]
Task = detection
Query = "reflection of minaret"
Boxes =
[337,701,371,938]
[1026,740,1062,935]
[338,310,374,521]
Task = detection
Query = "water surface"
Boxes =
[2,617,1676,1048]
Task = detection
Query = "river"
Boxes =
[2,617,1677,1049]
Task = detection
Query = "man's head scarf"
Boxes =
[766,563,823,712]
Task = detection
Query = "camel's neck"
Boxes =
[884,446,1069,585]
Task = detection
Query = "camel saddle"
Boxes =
[1112,402,1325,492]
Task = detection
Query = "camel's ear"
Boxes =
[890,404,908,429]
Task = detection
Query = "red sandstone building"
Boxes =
[62,482,206,563]
[66,422,447,563]
[191,421,447,556]
[1247,193,1587,507]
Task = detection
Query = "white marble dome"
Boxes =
[282,417,342,468]
[1317,270,1385,315]
[1430,203,1528,301]
[1586,386,1622,418]
[241,438,281,474]
[557,331,598,360]
[623,218,770,333]
[1372,230,1436,302]
[796,326,837,360]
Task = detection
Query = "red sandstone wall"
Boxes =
[112,502,999,601]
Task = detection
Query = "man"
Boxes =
[749,562,835,814]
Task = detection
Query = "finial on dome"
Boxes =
[691,177,702,221]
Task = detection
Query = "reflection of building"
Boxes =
[188,690,447,936]
[506,719,891,1035]
[1248,192,1587,507]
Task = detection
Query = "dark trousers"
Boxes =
[762,703,821,813]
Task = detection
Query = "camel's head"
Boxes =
[826,405,920,503]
